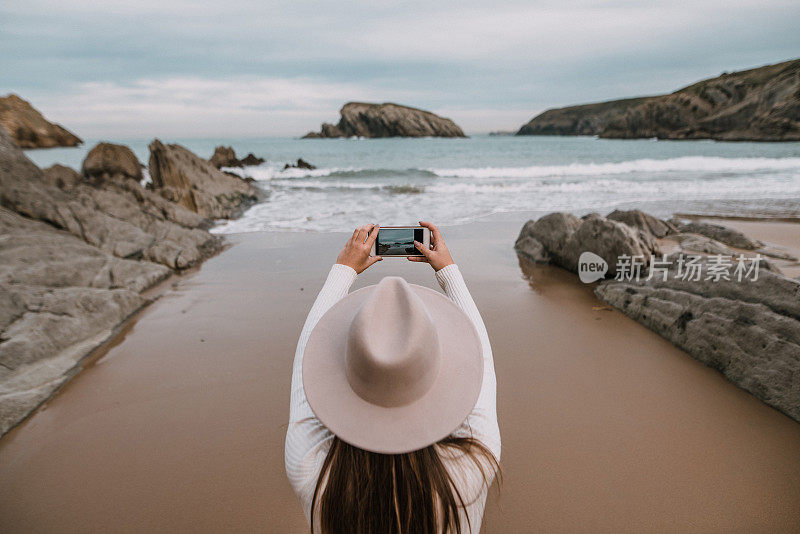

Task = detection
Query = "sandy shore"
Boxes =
[1,217,799,532]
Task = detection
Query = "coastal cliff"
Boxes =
[303,102,466,138]
[0,94,82,148]
[517,58,800,141]
[0,129,259,436]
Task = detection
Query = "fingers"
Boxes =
[419,221,443,247]
[414,240,433,258]
[366,224,380,246]
[355,225,370,244]
[367,255,383,266]
[407,256,429,263]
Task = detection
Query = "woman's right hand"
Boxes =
[408,221,454,271]
[337,224,382,274]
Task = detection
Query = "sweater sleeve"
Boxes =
[285,263,358,516]
[435,264,501,461]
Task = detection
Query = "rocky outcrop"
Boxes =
[0,126,259,436]
[209,146,265,169]
[607,209,677,239]
[0,94,82,148]
[514,211,658,276]
[303,102,466,138]
[284,158,316,170]
[148,140,259,219]
[595,259,800,422]
[239,153,265,166]
[82,142,142,183]
[514,208,800,421]
[671,220,762,250]
[210,146,239,168]
[517,58,800,141]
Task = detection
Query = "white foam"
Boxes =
[430,156,800,179]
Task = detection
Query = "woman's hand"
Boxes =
[337,224,382,274]
[408,221,454,271]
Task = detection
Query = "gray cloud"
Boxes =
[2,0,798,137]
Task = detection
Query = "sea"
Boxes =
[24,135,800,234]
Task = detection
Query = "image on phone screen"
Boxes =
[376,228,424,256]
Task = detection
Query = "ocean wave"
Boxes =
[223,164,437,181]
[429,156,800,179]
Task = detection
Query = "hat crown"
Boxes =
[345,277,441,407]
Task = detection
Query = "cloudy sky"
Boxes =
[1,0,798,138]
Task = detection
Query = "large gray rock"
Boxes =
[0,132,219,270]
[82,142,142,183]
[148,139,259,219]
[0,206,170,292]
[303,102,466,138]
[607,209,677,238]
[515,212,657,276]
[565,216,656,274]
[0,205,168,436]
[0,127,249,437]
[674,221,762,250]
[595,263,800,421]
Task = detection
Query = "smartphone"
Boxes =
[370,226,431,257]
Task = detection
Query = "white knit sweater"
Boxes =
[285,263,500,533]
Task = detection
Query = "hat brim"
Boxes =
[303,283,483,454]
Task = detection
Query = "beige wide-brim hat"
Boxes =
[303,276,483,454]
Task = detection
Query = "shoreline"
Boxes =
[0,242,232,439]
[2,215,799,532]
[4,211,798,439]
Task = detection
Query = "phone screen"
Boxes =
[376,228,424,256]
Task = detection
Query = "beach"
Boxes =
[1,217,799,533]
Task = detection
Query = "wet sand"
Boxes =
[1,218,799,532]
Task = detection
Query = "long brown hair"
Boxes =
[310,435,499,534]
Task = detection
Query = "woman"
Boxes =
[286,221,500,533]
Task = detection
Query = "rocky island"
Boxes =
[303,102,466,138]
[0,127,259,436]
[517,58,800,141]
[0,94,82,148]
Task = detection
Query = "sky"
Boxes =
[1,0,798,138]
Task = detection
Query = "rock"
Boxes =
[595,261,800,421]
[0,204,170,436]
[283,158,316,170]
[209,146,266,168]
[673,233,735,255]
[565,216,656,275]
[239,153,265,166]
[303,102,466,138]
[607,209,677,238]
[756,244,798,262]
[0,205,170,292]
[0,128,254,437]
[522,212,582,265]
[674,221,762,250]
[0,94,82,148]
[513,220,551,263]
[82,142,142,183]
[42,164,83,190]
[148,139,259,219]
[517,58,800,141]
[515,212,656,276]
[210,146,240,168]
[0,131,219,270]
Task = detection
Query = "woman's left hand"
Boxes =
[336,224,382,274]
